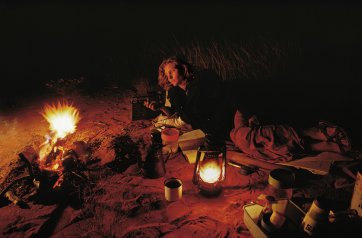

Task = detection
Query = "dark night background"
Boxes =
[1,1,361,144]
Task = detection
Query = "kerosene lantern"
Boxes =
[192,142,226,196]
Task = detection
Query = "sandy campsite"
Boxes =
[0,91,261,237]
[1,1,362,237]
[0,87,361,237]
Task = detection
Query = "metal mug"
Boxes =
[164,177,182,202]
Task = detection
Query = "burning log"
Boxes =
[0,147,90,207]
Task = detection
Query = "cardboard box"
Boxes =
[243,200,305,238]
[178,129,206,164]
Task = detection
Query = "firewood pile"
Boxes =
[0,142,91,209]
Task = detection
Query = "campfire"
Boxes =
[38,101,80,174]
[33,101,86,193]
[0,101,89,208]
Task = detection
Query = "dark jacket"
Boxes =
[168,70,236,142]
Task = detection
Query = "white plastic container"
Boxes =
[243,200,305,238]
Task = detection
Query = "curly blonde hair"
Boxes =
[158,57,194,90]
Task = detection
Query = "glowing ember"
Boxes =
[38,101,80,171]
[42,102,80,139]
[199,161,221,184]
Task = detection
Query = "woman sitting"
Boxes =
[145,56,352,164]
[144,56,236,145]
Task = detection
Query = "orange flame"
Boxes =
[42,101,80,140]
[38,101,80,171]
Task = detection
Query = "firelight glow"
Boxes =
[38,101,80,171]
[42,102,80,139]
[199,161,221,184]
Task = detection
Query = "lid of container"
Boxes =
[268,168,295,189]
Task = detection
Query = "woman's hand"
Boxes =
[143,99,161,111]
[144,99,174,116]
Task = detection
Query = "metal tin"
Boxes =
[164,177,182,202]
